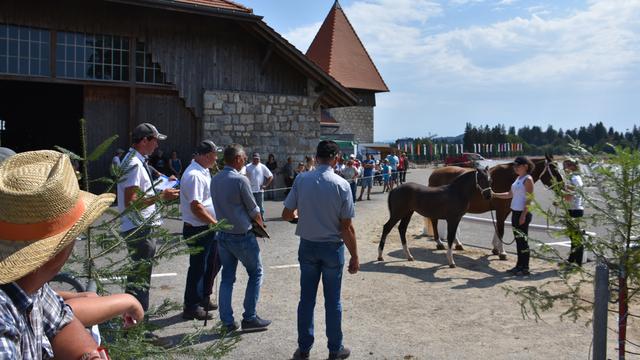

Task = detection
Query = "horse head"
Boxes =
[474,165,492,200]
[538,153,564,191]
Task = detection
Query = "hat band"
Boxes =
[0,199,86,241]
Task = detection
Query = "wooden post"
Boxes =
[592,262,608,360]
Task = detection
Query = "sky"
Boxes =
[240,0,640,142]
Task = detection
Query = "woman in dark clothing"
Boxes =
[265,154,278,200]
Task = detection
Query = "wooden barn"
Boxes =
[0,0,357,184]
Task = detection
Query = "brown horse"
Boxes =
[425,155,563,259]
[378,167,492,268]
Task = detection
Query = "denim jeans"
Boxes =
[297,239,345,353]
[253,192,265,218]
[349,181,357,203]
[511,211,532,270]
[123,226,155,311]
[183,224,220,311]
[216,231,263,326]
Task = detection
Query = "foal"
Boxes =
[378,168,492,268]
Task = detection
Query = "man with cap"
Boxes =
[283,140,359,360]
[180,140,222,320]
[245,152,273,219]
[111,148,125,176]
[118,122,180,311]
[0,150,115,359]
[211,144,271,332]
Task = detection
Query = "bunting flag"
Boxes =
[424,144,427,157]
[397,143,401,150]
[404,143,408,152]
[410,142,414,154]
[417,143,420,155]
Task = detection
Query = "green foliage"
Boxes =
[57,120,238,358]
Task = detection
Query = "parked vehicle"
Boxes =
[445,153,486,167]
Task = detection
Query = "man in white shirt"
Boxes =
[179,140,222,320]
[245,152,273,219]
[118,123,179,311]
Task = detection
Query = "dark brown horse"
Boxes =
[378,167,492,268]
[425,155,563,259]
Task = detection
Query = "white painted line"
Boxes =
[98,272,177,282]
[270,264,299,269]
[461,215,597,236]
[541,241,572,247]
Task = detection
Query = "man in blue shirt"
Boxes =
[357,154,375,201]
[211,144,271,332]
[283,140,359,360]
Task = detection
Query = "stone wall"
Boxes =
[327,106,374,143]
[202,90,320,161]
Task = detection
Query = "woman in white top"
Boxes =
[563,159,584,266]
[492,156,535,276]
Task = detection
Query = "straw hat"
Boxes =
[0,150,115,284]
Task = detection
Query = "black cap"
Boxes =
[316,140,340,159]
[132,123,167,141]
[513,156,528,165]
[196,140,222,155]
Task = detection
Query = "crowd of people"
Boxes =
[0,120,585,359]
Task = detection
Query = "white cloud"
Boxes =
[282,21,322,52]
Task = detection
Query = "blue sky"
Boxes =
[241,0,640,141]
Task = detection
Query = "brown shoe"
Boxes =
[182,306,213,320]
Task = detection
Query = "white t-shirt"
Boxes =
[569,174,584,210]
[180,160,216,226]
[245,162,273,193]
[118,148,161,232]
[112,155,121,167]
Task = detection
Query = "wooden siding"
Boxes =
[1,0,309,117]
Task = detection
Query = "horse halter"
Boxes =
[538,160,563,189]
[475,169,492,194]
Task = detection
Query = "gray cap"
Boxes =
[132,123,167,141]
[196,140,223,154]
[0,147,16,165]
[252,152,260,159]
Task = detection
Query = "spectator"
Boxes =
[282,157,295,196]
[211,144,271,332]
[169,150,183,177]
[0,150,115,359]
[357,154,375,201]
[563,159,585,266]
[398,153,408,184]
[179,140,222,320]
[341,159,358,203]
[246,153,274,219]
[294,162,305,180]
[118,123,180,311]
[265,154,278,200]
[111,148,125,176]
[381,159,391,193]
[282,140,359,360]
[304,156,315,172]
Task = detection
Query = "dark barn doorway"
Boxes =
[0,80,83,154]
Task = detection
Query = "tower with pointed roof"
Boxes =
[307,0,389,145]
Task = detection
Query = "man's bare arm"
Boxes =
[340,218,359,274]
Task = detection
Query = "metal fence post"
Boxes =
[593,262,609,360]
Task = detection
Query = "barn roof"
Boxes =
[306,0,389,93]
[106,0,357,107]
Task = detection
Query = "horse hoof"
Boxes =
[407,257,415,262]
[377,256,384,261]
[436,244,446,250]
[449,264,456,268]
[499,254,508,261]
[491,249,500,255]
[454,245,464,251]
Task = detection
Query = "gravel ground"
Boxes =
[108,167,636,359]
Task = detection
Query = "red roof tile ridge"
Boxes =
[333,2,388,91]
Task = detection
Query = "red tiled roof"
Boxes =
[306,0,389,92]
[174,0,252,13]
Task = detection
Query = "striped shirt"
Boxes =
[0,283,74,359]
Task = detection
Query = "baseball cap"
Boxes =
[252,152,261,159]
[316,140,340,159]
[512,156,529,166]
[196,140,223,154]
[132,123,167,141]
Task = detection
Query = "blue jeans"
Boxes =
[297,239,345,353]
[216,231,263,326]
[349,182,357,203]
[183,224,219,311]
[253,192,265,218]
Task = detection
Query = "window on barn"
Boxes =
[135,41,166,84]
[55,32,129,81]
[0,24,51,77]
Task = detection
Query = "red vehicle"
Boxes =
[445,153,485,167]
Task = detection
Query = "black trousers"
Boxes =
[567,209,584,265]
[511,211,532,270]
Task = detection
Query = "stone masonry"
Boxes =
[327,106,374,144]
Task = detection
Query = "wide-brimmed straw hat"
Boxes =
[0,150,115,284]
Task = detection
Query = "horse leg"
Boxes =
[378,216,401,261]
[423,217,434,236]
[398,212,414,261]
[431,218,446,250]
[453,226,464,251]
[493,210,509,260]
[446,219,461,268]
